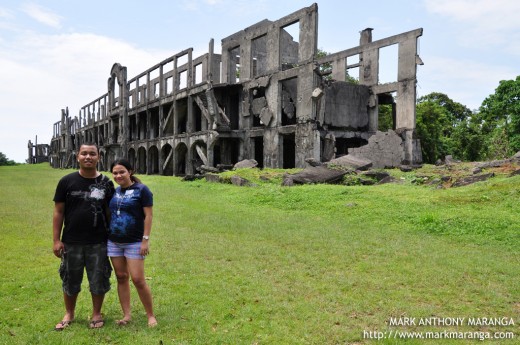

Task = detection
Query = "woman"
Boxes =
[108,158,157,327]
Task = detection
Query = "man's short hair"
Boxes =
[78,142,99,154]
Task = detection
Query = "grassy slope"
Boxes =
[0,164,518,344]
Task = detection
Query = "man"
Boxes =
[52,143,115,330]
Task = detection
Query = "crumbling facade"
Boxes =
[47,3,423,175]
[27,137,49,164]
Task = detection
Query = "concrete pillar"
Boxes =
[368,94,379,132]
[266,27,280,72]
[221,47,231,84]
[295,122,320,167]
[240,40,252,81]
[296,64,314,122]
[332,57,346,81]
[298,4,318,62]
[263,128,280,168]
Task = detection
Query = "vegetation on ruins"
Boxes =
[1,163,518,344]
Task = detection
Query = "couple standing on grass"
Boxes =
[52,143,157,330]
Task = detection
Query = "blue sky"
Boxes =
[1,0,519,163]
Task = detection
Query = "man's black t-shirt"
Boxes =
[53,172,115,244]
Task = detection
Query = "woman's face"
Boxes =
[112,164,132,187]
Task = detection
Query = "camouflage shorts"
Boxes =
[59,243,112,296]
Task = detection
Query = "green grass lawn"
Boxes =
[0,163,518,344]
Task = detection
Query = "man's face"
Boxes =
[77,145,99,169]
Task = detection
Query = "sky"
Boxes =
[0,0,519,163]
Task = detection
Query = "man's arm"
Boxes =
[53,202,65,258]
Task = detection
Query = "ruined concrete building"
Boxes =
[27,136,50,164]
[47,3,423,175]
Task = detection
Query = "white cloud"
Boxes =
[424,0,520,52]
[417,55,515,110]
[0,6,14,19]
[0,31,171,162]
[21,3,63,28]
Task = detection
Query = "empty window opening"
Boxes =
[213,143,221,166]
[281,78,297,126]
[252,35,268,77]
[191,142,207,173]
[161,144,173,176]
[129,80,136,93]
[282,133,296,169]
[177,54,188,69]
[166,77,173,94]
[230,93,240,130]
[149,67,160,81]
[378,92,396,131]
[154,82,160,98]
[179,70,187,89]
[253,137,264,168]
[195,63,203,84]
[150,108,160,139]
[138,75,147,86]
[128,149,136,168]
[137,147,147,174]
[113,84,119,108]
[149,146,159,174]
[175,144,187,176]
[193,100,203,132]
[252,88,265,127]
[280,21,299,71]
[213,138,240,166]
[378,44,398,84]
[346,54,360,83]
[138,111,147,140]
[129,115,137,141]
[229,46,240,83]
[112,120,119,142]
[176,99,188,134]
[162,103,174,136]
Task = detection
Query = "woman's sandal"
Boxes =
[54,320,73,331]
[116,319,131,326]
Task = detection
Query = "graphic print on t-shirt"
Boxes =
[108,183,152,243]
[69,179,110,227]
[111,189,139,237]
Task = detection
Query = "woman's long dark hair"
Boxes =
[110,158,141,183]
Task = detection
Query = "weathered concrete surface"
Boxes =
[322,83,369,130]
[234,159,258,169]
[347,131,404,168]
[283,165,348,185]
[327,154,373,171]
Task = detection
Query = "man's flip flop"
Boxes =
[89,319,105,329]
[54,320,72,331]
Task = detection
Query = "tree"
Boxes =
[478,76,520,158]
[415,101,449,163]
[416,93,476,163]
[0,152,17,166]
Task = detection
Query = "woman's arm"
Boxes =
[140,206,153,256]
